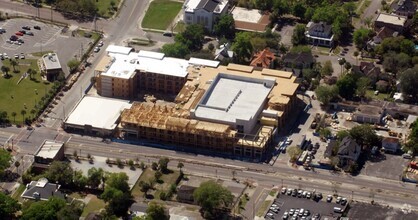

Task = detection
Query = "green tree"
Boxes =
[21,197,66,220]
[399,66,418,103]
[356,77,371,97]
[320,60,334,76]
[154,170,162,181]
[10,59,18,72]
[383,52,412,73]
[45,161,74,186]
[144,201,169,220]
[255,0,273,11]
[319,127,332,138]
[213,14,235,39]
[291,24,306,46]
[336,130,350,141]
[336,74,356,99]
[0,192,21,217]
[56,203,83,220]
[349,124,380,149]
[73,170,88,189]
[353,28,372,49]
[158,157,170,173]
[1,65,10,77]
[405,118,418,154]
[315,85,339,105]
[177,162,184,172]
[101,172,132,216]
[161,42,190,58]
[287,146,302,162]
[138,180,152,197]
[232,32,253,64]
[292,3,306,20]
[175,24,205,51]
[151,162,158,170]
[194,180,234,218]
[10,112,16,123]
[20,109,27,123]
[67,59,80,72]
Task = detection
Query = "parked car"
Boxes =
[14,54,19,59]
[3,53,9,59]
[34,25,41,30]
[15,32,24,36]
[20,53,25,59]
[10,35,18,41]
[14,41,21,45]
[327,195,333,202]
[0,28,5,33]
[19,30,26,34]
[341,197,347,205]
[287,188,293,195]
[22,26,31,30]
[26,31,34,36]
[336,196,342,204]
[281,187,287,194]
[306,192,312,199]
[94,47,100,53]
[98,41,104,47]
[17,38,24,43]
[163,32,173,37]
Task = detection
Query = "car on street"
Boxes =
[34,25,41,30]
[15,32,24,36]
[94,47,100,53]
[163,32,173,37]
[98,41,104,47]
[22,26,31,30]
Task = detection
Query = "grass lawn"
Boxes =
[256,200,271,217]
[238,193,250,214]
[95,0,121,18]
[131,168,180,199]
[12,184,25,200]
[0,59,52,124]
[366,89,391,101]
[174,21,186,33]
[142,0,182,30]
[81,195,106,217]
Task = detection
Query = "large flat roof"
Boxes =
[42,53,61,70]
[106,45,134,55]
[193,73,274,123]
[189,57,220,67]
[100,47,189,79]
[35,140,63,159]
[65,96,132,130]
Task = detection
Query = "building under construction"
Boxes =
[119,63,299,160]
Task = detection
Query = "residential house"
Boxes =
[183,0,229,32]
[305,21,334,47]
[374,13,408,33]
[21,178,66,201]
[176,185,197,203]
[282,52,315,70]
[368,27,399,49]
[337,137,361,167]
[352,62,383,84]
[250,48,276,69]
[215,43,234,62]
[382,137,401,153]
[352,104,385,124]
[392,0,417,18]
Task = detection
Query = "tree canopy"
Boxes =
[232,32,253,64]
[349,124,380,149]
[161,42,190,59]
[336,74,357,100]
[0,149,11,178]
[405,118,418,154]
[21,197,66,220]
[399,66,418,103]
[353,28,372,49]
[101,172,132,217]
[175,24,205,51]
[213,15,235,39]
[87,167,104,189]
[144,201,169,220]
[291,24,306,46]
[0,192,21,217]
[315,85,339,105]
[194,180,233,218]
[45,161,74,186]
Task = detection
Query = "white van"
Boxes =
[333,207,343,213]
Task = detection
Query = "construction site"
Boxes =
[118,62,299,160]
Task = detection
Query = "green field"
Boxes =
[95,0,121,18]
[81,195,106,217]
[131,168,180,199]
[141,0,183,30]
[0,59,52,124]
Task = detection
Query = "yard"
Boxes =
[95,0,121,18]
[366,89,391,101]
[81,195,106,217]
[132,168,181,199]
[141,0,183,30]
[0,58,52,124]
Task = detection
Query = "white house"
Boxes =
[183,0,229,31]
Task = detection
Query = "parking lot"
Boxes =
[0,18,93,76]
[362,153,408,180]
[265,188,346,220]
